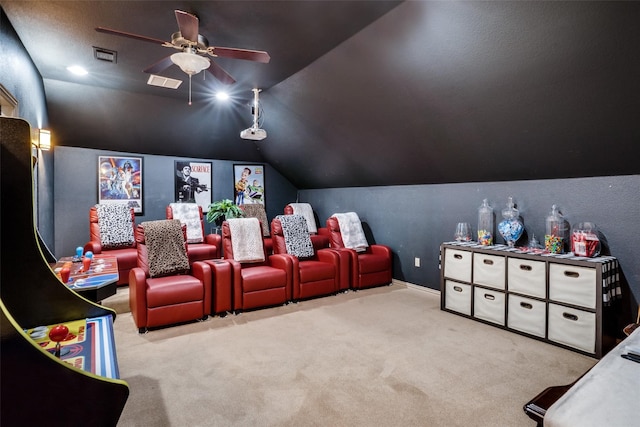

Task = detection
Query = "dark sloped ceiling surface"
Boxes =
[260,1,640,188]
[2,1,639,189]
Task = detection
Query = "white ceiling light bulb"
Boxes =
[66,65,88,76]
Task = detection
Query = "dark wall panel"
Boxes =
[0,7,54,248]
[53,146,297,257]
[300,175,640,323]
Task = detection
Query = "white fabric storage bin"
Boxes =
[473,287,505,325]
[507,294,546,338]
[444,249,472,283]
[508,258,546,298]
[444,280,471,315]
[549,264,596,309]
[473,253,506,290]
[548,303,596,354]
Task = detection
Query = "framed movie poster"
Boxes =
[175,160,212,212]
[98,156,143,214]
[233,164,265,206]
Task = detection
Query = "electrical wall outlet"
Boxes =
[414,257,421,268]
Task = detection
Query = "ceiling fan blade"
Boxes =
[143,55,175,74]
[206,61,236,85]
[175,10,199,43]
[210,47,271,63]
[95,27,168,45]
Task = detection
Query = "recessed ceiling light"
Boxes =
[66,65,88,76]
[216,92,229,101]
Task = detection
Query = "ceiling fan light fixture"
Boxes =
[170,52,209,75]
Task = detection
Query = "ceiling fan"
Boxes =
[96,10,270,100]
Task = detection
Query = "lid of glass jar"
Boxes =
[478,198,493,214]
[501,196,519,219]
[546,204,563,222]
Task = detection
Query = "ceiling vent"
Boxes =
[147,74,183,89]
[93,46,117,63]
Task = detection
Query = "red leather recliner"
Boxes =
[271,216,343,300]
[166,204,221,262]
[221,218,293,313]
[326,216,393,290]
[129,221,212,333]
[84,206,137,286]
[284,204,350,291]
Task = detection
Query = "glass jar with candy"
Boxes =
[545,205,566,254]
[498,196,524,247]
[477,198,494,245]
[571,222,601,257]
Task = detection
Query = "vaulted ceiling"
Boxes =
[2,1,639,189]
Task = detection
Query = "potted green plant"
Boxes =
[206,199,245,226]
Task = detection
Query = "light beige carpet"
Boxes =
[103,282,595,427]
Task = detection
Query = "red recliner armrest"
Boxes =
[268,254,294,301]
[369,244,392,258]
[129,267,148,327]
[204,233,222,258]
[191,261,212,316]
[316,248,341,293]
[84,240,102,255]
[228,259,244,311]
[207,260,233,315]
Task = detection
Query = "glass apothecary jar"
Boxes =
[571,222,601,257]
[498,196,524,247]
[477,199,493,245]
[545,205,566,254]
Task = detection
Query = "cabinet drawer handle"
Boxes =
[520,302,533,310]
[454,254,462,260]
[564,270,580,278]
[484,293,495,300]
[483,259,494,265]
[453,286,463,292]
[562,312,579,321]
[519,264,532,271]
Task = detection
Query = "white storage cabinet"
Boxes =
[440,243,620,358]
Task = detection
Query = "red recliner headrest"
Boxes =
[326,217,346,248]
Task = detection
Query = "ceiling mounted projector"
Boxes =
[240,88,267,141]
[240,127,267,141]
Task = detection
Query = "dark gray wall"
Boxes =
[0,7,54,247]
[300,175,640,324]
[53,146,297,258]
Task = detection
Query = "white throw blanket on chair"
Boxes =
[169,203,203,244]
[227,218,266,263]
[288,203,317,234]
[331,212,369,252]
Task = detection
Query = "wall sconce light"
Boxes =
[38,129,51,151]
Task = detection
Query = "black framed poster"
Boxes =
[98,156,143,214]
[175,160,212,212]
[233,164,265,206]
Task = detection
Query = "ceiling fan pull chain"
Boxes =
[188,74,192,106]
